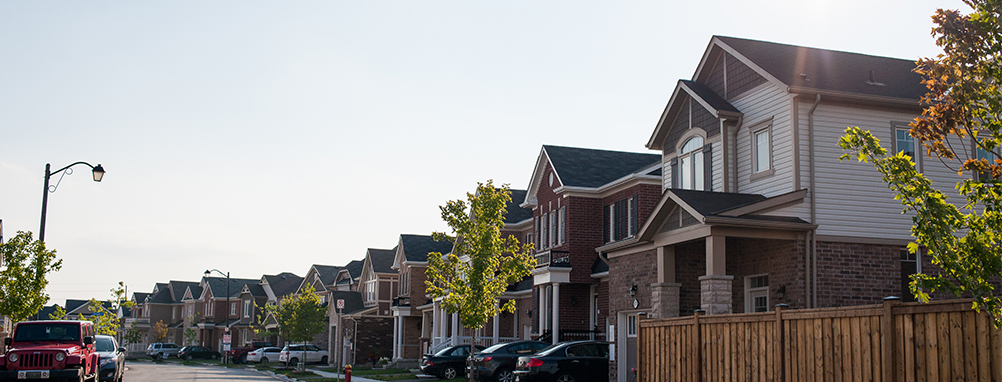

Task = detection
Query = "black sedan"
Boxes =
[95,335,125,382]
[514,341,609,382]
[178,345,222,360]
[420,345,485,379]
[470,341,550,382]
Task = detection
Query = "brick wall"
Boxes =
[401,315,422,359]
[814,241,901,307]
[674,241,706,316]
[726,237,806,312]
[608,249,658,314]
[353,316,393,363]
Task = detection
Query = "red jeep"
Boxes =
[0,320,100,382]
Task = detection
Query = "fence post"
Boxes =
[694,309,705,382]
[882,296,901,382]
[776,304,789,382]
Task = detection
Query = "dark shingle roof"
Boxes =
[544,145,661,188]
[185,285,202,300]
[368,248,397,274]
[36,305,60,320]
[64,300,88,313]
[343,260,364,278]
[669,189,767,216]
[591,257,609,274]
[715,36,926,101]
[147,288,173,304]
[264,272,303,299]
[505,189,534,224]
[400,235,453,263]
[506,277,533,292]
[329,291,366,314]
[169,281,200,303]
[312,265,343,286]
[204,277,260,298]
[680,80,739,113]
[132,292,150,303]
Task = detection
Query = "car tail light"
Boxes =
[423,360,433,366]
[526,358,543,368]
[482,356,492,362]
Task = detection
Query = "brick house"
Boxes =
[600,35,943,382]
[389,234,452,363]
[329,248,397,366]
[129,281,198,347]
[519,145,662,348]
[256,272,303,345]
[194,276,260,352]
[296,264,346,352]
[334,260,364,292]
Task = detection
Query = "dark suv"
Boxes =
[514,341,609,382]
[470,341,549,382]
[0,320,100,382]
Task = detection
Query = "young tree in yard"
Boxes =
[840,0,1002,328]
[0,231,62,323]
[123,323,143,348]
[184,313,199,345]
[47,306,67,320]
[425,181,535,334]
[262,285,326,371]
[85,282,134,335]
[152,320,169,343]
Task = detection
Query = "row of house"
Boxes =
[76,35,974,382]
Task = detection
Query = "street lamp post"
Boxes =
[39,162,105,242]
[204,269,230,364]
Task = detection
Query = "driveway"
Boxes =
[125,362,282,381]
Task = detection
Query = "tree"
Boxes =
[83,282,134,335]
[184,313,199,345]
[152,320,169,343]
[262,285,326,370]
[424,181,535,334]
[0,231,62,323]
[839,0,1002,328]
[122,323,143,348]
[47,306,67,321]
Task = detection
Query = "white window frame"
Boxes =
[678,136,705,190]
[744,274,770,313]
[549,210,557,248]
[540,213,548,249]
[187,304,193,318]
[558,206,566,245]
[230,302,237,316]
[751,124,774,179]
[243,300,251,318]
[626,314,638,338]
[892,122,920,170]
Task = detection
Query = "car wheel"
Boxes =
[212,353,219,360]
[260,357,268,363]
[185,355,192,361]
[239,355,247,364]
[289,358,299,367]
[495,368,515,382]
[157,353,164,360]
[555,373,575,382]
[442,366,458,380]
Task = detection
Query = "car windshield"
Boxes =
[14,323,79,342]
[95,337,116,352]
[481,343,510,354]
[536,344,562,356]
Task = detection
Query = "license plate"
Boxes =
[17,370,50,379]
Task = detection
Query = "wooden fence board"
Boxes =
[904,314,914,382]
[869,316,881,382]
[912,314,925,382]
[926,312,939,382]
[977,313,989,382]
[832,318,843,382]
[993,320,1002,382]
[964,311,976,381]
[861,316,873,382]
[841,318,852,382]
[938,312,951,382]
[950,312,963,379]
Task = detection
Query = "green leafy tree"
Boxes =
[262,286,326,370]
[0,231,62,323]
[184,313,199,345]
[123,323,143,348]
[839,0,1002,328]
[47,306,67,320]
[83,282,134,335]
[424,181,535,334]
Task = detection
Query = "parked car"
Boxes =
[246,346,283,363]
[0,320,100,381]
[514,341,609,382]
[278,344,329,366]
[420,344,485,379]
[470,341,549,382]
[146,342,181,359]
[95,335,126,382]
[230,341,274,363]
[178,345,222,360]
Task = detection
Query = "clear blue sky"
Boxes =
[0,0,966,304]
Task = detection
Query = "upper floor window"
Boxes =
[243,300,251,318]
[753,127,771,173]
[365,279,376,302]
[604,196,638,243]
[679,137,704,190]
[894,124,919,170]
[400,269,410,295]
[230,302,237,316]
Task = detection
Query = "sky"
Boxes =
[0,0,969,305]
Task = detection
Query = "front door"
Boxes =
[617,312,640,382]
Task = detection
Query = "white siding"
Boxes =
[731,83,795,197]
[662,154,672,191]
[712,141,723,192]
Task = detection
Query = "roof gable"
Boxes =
[524,146,661,206]
[397,235,453,265]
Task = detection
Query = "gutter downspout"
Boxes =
[808,94,821,308]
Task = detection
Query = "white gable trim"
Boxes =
[521,147,562,209]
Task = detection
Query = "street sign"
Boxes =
[223,343,231,352]
[223,334,231,344]
[337,299,345,309]
[91,312,103,316]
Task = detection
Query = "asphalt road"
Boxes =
[124,362,282,381]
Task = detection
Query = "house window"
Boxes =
[534,217,540,249]
[901,249,920,303]
[230,302,237,316]
[745,274,769,313]
[558,207,566,245]
[400,269,409,295]
[679,137,704,190]
[243,300,251,318]
[172,307,176,320]
[893,124,920,170]
[205,301,213,316]
[975,139,997,180]
[604,196,638,243]
[753,127,771,173]
[540,213,548,249]
[627,314,637,337]
[366,280,375,302]
[187,305,193,318]
[549,210,557,248]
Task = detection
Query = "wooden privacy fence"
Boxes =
[638,299,1002,382]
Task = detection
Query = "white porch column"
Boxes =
[537,287,545,334]
[431,302,439,345]
[492,309,500,344]
[551,282,560,345]
[451,312,459,342]
[392,316,400,359]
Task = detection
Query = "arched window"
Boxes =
[679,137,704,190]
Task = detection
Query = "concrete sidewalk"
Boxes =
[306,368,382,382]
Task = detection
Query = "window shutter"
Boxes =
[615,199,626,241]
[702,144,712,191]
[630,196,639,236]
[670,157,679,188]
[559,207,567,244]
[603,205,610,243]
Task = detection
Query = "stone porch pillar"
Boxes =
[651,246,681,318]
[700,235,733,314]
[701,233,733,314]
